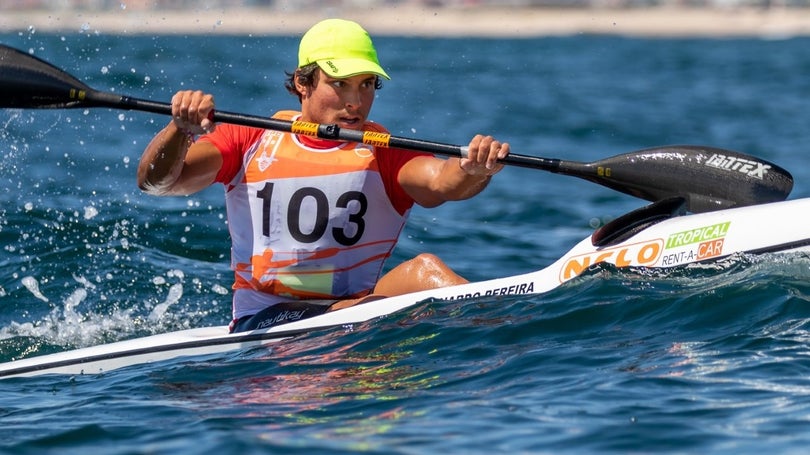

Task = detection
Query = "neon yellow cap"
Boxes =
[298,19,390,80]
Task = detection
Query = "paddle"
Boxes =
[0,44,793,213]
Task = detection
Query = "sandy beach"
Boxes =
[2,6,810,37]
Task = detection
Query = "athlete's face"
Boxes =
[297,69,377,130]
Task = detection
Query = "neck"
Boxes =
[298,133,344,149]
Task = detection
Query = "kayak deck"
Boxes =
[3,198,810,379]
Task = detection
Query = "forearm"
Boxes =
[398,135,509,208]
[433,157,493,202]
[137,122,192,195]
[435,134,508,201]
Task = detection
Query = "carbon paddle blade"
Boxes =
[561,145,794,213]
[0,45,96,109]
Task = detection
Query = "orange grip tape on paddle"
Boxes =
[291,121,319,137]
[362,131,391,147]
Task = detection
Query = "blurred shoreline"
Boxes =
[2,6,810,37]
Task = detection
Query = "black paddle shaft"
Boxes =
[0,44,794,212]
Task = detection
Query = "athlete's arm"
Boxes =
[398,134,510,208]
[137,90,222,196]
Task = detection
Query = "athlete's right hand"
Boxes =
[171,90,215,134]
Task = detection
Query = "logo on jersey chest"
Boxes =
[256,132,282,172]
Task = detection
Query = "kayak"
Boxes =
[0,44,804,379]
[2,196,808,379]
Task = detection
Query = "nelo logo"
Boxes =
[560,239,663,282]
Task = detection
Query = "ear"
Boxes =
[294,75,308,97]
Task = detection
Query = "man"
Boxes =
[137,18,510,333]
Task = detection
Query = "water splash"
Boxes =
[21,276,48,303]
[148,283,184,322]
[0,277,135,352]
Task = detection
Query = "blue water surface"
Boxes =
[1,27,810,454]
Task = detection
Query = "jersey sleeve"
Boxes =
[364,121,433,215]
[377,146,432,215]
[198,123,264,185]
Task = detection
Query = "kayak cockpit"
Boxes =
[591,197,687,247]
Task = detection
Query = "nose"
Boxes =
[344,89,362,110]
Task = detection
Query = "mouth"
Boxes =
[337,115,363,129]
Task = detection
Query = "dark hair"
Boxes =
[284,63,383,102]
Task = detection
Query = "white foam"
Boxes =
[21,276,48,302]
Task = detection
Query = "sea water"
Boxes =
[1,29,810,454]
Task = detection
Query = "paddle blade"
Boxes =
[568,145,793,213]
[0,44,94,109]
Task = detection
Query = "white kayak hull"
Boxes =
[2,197,809,379]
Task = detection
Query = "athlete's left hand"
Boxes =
[459,134,510,176]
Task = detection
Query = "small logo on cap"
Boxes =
[325,60,339,73]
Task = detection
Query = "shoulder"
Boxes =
[273,110,302,121]
[363,120,389,134]
[201,122,263,148]
[206,109,301,141]
[367,120,432,170]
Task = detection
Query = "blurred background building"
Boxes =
[2,0,809,9]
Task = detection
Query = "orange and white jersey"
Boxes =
[200,111,429,319]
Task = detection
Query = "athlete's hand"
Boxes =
[171,90,215,135]
[460,134,509,176]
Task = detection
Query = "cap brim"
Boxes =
[316,59,390,80]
